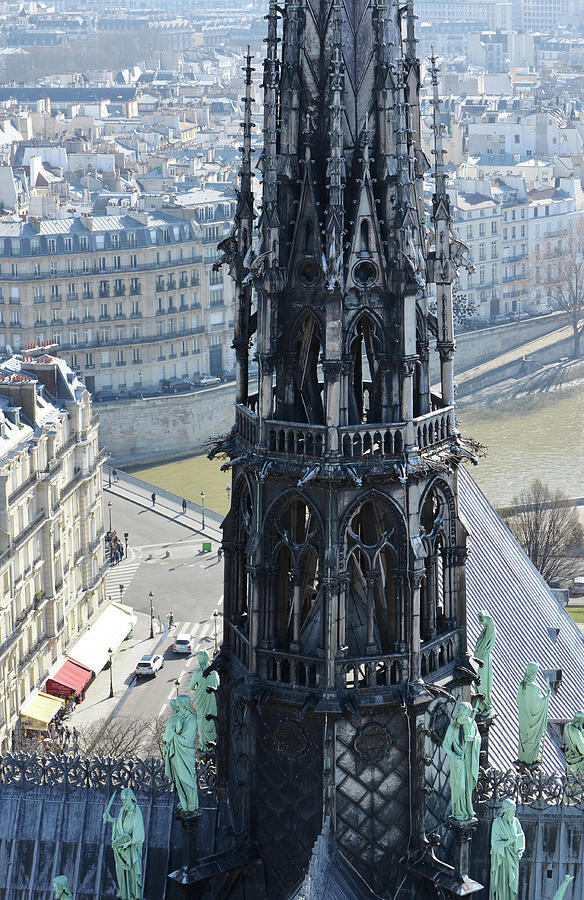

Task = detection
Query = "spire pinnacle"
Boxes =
[325,6,345,291]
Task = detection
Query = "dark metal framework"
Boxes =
[213,9,477,898]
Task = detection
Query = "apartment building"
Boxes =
[0,346,106,752]
[451,185,503,319]
[495,178,530,316]
[0,194,236,396]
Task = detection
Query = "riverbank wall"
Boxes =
[98,313,566,465]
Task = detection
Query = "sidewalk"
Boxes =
[105,472,223,542]
[66,611,167,730]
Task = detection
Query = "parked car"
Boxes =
[173,633,194,654]
[94,391,121,402]
[135,654,164,677]
[193,374,221,386]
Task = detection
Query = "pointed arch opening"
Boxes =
[347,314,383,425]
[419,480,458,641]
[294,314,325,425]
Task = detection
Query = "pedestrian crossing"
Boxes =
[105,553,141,603]
[170,613,223,659]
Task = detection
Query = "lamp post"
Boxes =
[124,532,129,557]
[174,678,180,697]
[108,647,114,698]
[107,500,112,532]
[200,490,205,530]
[108,452,112,488]
[138,369,143,399]
[149,591,154,640]
[213,608,219,655]
[119,583,124,604]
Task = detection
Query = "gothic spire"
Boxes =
[325,11,345,292]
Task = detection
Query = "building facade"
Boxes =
[0,196,236,398]
[0,346,106,752]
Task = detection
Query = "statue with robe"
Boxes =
[163,695,199,813]
[553,875,574,900]
[565,712,584,774]
[516,662,550,765]
[102,788,144,900]
[53,876,73,900]
[474,610,496,715]
[189,649,219,752]
[490,799,525,900]
[442,700,481,820]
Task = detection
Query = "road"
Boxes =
[68,488,225,736]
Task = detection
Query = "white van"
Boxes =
[569,576,584,598]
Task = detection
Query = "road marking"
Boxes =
[158,703,167,717]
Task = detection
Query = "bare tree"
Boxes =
[76,715,166,759]
[540,222,584,357]
[506,480,583,585]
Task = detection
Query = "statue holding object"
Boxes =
[516,661,550,765]
[163,694,199,813]
[490,799,525,900]
[442,700,481,821]
[102,788,145,900]
[189,649,219,752]
[474,610,496,716]
[565,711,584,774]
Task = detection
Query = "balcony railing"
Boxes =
[0,255,204,281]
[234,399,455,459]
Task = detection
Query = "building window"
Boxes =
[478,243,486,261]
[111,234,119,248]
[491,242,497,259]
[70,331,78,346]
[117,350,124,365]
[115,302,123,317]
[131,324,140,340]
[79,236,88,250]
[132,300,140,315]
[130,254,137,268]
[86,352,94,368]
[48,239,56,252]
[491,221,497,234]
[128,233,136,248]
[100,303,108,318]
[65,238,73,251]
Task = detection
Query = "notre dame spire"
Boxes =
[213,4,477,897]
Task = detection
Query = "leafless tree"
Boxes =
[76,715,166,759]
[506,480,583,585]
[539,222,584,357]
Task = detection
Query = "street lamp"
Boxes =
[149,591,154,640]
[107,452,112,488]
[200,490,205,530]
[107,500,112,532]
[108,647,114,698]
[213,608,219,655]
[124,532,129,557]
[138,370,143,399]
[119,583,124,604]
[174,678,180,697]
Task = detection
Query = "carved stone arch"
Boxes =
[285,310,326,425]
[419,476,458,639]
[340,489,408,655]
[289,307,326,350]
[231,472,254,543]
[344,310,385,426]
[419,476,457,548]
[263,489,324,565]
[262,489,324,651]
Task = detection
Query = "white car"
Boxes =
[135,654,164,677]
[195,374,221,386]
[173,633,194,654]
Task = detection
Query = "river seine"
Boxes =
[458,386,584,508]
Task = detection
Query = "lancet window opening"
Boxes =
[419,481,457,641]
[346,314,383,426]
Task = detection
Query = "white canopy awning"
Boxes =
[67,601,137,674]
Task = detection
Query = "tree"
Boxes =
[76,715,166,759]
[540,222,584,357]
[428,290,476,326]
[506,480,583,585]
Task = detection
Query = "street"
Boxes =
[68,485,225,736]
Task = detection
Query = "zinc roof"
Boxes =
[461,466,584,771]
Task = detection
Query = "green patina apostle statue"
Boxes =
[490,799,525,900]
[474,610,496,715]
[53,876,73,900]
[190,649,219,752]
[516,661,550,765]
[553,875,574,900]
[163,694,199,812]
[442,700,481,820]
[565,711,584,774]
[102,788,144,900]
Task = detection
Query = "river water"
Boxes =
[458,386,584,508]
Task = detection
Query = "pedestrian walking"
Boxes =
[151,491,156,507]
[182,498,187,514]
[112,468,119,483]
[168,611,174,628]
[217,547,222,561]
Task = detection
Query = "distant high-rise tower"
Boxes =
[215,5,475,896]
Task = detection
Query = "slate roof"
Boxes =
[461,465,584,771]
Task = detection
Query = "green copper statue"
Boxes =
[442,701,481,820]
[189,649,219,752]
[490,799,525,900]
[53,876,73,900]
[553,875,574,900]
[516,662,550,765]
[102,788,144,900]
[163,694,199,813]
[565,712,584,773]
[474,610,496,715]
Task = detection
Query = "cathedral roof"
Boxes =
[461,466,584,771]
